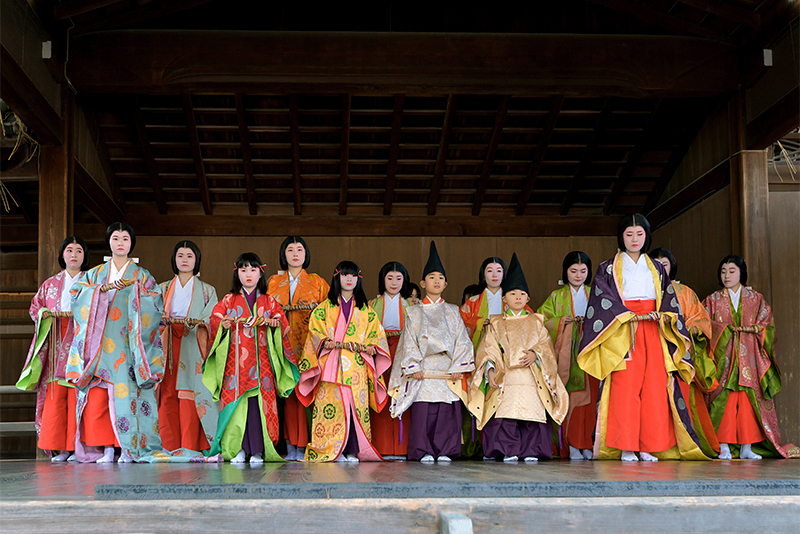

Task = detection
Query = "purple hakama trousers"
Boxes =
[407,401,463,460]
[482,416,553,460]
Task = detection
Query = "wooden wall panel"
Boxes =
[651,187,733,300]
[768,190,799,445]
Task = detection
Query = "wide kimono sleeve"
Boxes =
[18,277,58,391]
[387,305,426,418]
[263,295,301,398]
[459,293,486,349]
[295,300,332,407]
[535,289,562,342]
[447,304,476,375]
[202,296,232,402]
[675,283,717,393]
[468,320,504,428]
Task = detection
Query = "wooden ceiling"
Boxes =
[0,0,796,251]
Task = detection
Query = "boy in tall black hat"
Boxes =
[468,253,569,462]
[387,241,475,462]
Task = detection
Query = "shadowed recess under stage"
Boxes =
[1,459,798,501]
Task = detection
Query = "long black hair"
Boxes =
[477,256,507,291]
[58,236,90,271]
[328,260,368,309]
[171,240,202,275]
[230,252,268,295]
[279,236,311,270]
[717,254,748,287]
[649,247,677,280]
[616,213,651,253]
[377,261,411,299]
[561,251,592,286]
[105,222,136,253]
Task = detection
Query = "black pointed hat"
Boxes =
[502,253,529,294]
[422,240,447,279]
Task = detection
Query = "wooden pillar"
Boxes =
[728,91,772,301]
[38,91,74,284]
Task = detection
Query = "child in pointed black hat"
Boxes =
[468,253,569,463]
[387,241,475,463]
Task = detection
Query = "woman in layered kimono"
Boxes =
[536,251,596,460]
[65,223,165,463]
[703,255,799,459]
[204,252,298,464]
[267,236,329,461]
[577,214,704,461]
[368,261,412,459]
[649,247,720,458]
[17,237,90,461]
[460,257,507,349]
[470,253,569,463]
[157,240,218,454]
[297,261,391,463]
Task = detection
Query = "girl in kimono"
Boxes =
[267,236,329,461]
[460,257,507,350]
[536,251,596,460]
[368,261,412,459]
[204,252,298,464]
[470,253,568,462]
[297,261,391,463]
[577,214,704,462]
[65,223,165,463]
[157,240,219,453]
[703,255,799,459]
[649,248,720,458]
[388,242,475,462]
[17,236,90,461]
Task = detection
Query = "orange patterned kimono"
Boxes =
[267,270,329,448]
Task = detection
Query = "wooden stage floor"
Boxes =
[1,458,798,501]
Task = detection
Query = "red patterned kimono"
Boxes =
[205,292,297,460]
[704,288,799,458]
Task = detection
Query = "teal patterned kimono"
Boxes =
[66,261,212,462]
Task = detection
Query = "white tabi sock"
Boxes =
[620,450,639,462]
[569,446,584,460]
[118,449,133,463]
[740,444,762,460]
[719,443,732,460]
[581,449,593,460]
[230,450,247,464]
[250,453,264,464]
[51,452,70,462]
[97,446,115,463]
[639,452,658,462]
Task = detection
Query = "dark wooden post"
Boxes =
[729,90,772,301]
[38,90,74,284]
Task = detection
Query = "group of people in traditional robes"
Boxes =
[18,215,799,463]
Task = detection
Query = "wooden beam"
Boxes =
[603,100,663,216]
[339,94,351,216]
[288,95,302,216]
[472,95,511,216]
[383,94,404,216]
[79,98,126,213]
[54,0,124,20]
[642,127,705,215]
[132,101,168,215]
[125,214,619,237]
[516,95,563,216]
[71,0,215,35]
[428,95,456,216]
[67,32,739,99]
[560,99,613,216]
[587,0,735,43]
[677,0,760,29]
[235,93,258,215]
[0,44,63,145]
[182,93,213,215]
[74,160,125,225]
[38,90,73,283]
[5,223,105,247]
[746,85,800,150]
[647,159,730,228]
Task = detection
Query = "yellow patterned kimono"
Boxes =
[296,298,391,461]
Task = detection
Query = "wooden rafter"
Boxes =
[74,160,125,225]
[677,0,760,29]
[84,105,126,213]
[235,93,258,215]
[472,95,511,216]
[587,0,735,43]
[427,95,456,216]
[288,95,302,216]
[516,96,564,216]
[603,99,663,216]
[339,94,351,216]
[131,101,167,214]
[4,183,33,224]
[182,93,212,215]
[560,99,613,216]
[383,94,405,216]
